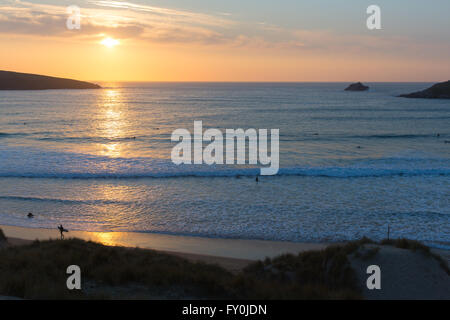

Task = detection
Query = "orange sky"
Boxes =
[1,1,449,82]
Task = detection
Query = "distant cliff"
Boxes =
[399,80,450,99]
[0,70,101,90]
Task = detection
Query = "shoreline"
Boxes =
[0,224,330,261]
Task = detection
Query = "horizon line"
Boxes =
[91,80,444,83]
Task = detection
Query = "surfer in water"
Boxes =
[58,224,69,240]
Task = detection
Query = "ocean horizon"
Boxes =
[1,82,449,248]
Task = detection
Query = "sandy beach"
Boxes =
[0,224,329,271]
[2,224,449,264]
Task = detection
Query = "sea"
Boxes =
[0,82,449,248]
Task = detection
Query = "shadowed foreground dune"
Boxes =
[0,231,448,300]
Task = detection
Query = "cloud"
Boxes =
[0,0,448,61]
[0,8,142,39]
[88,0,232,27]
[0,0,233,43]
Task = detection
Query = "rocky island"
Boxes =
[0,70,101,90]
[344,82,369,91]
[399,80,450,99]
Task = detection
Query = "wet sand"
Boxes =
[0,224,329,270]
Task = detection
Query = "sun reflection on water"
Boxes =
[98,89,126,157]
[91,232,117,246]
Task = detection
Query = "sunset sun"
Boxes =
[100,37,119,48]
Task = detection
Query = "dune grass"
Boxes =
[236,240,370,299]
[0,236,365,299]
[0,238,233,299]
[0,233,446,299]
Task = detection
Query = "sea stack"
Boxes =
[399,80,450,99]
[0,70,101,90]
[344,82,369,91]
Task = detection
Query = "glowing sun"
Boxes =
[100,37,119,48]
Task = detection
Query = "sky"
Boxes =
[0,0,449,82]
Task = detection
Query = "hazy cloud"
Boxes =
[0,0,448,61]
[0,0,233,43]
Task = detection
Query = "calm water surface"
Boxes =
[0,83,449,247]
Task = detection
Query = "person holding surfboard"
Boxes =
[58,224,69,240]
